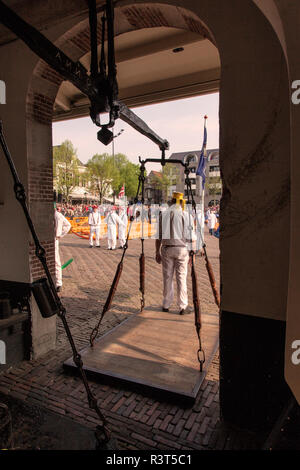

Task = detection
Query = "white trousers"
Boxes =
[89,226,100,246]
[118,226,127,247]
[55,238,62,287]
[107,225,116,249]
[161,246,189,310]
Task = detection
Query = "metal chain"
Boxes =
[139,160,146,311]
[184,163,205,371]
[185,164,220,309]
[89,173,143,345]
[0,122,110,447]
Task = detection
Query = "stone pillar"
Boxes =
[0,11,83,359]
[0,39,58,359]
[179,0,292,431]
[215,0,291,430]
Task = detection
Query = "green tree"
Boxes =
[110,153,140,199]
[53,140,79,201]
[86,153,117,204]
[206,176,222,196]
[151,163,178,202]
[86,152,142,202]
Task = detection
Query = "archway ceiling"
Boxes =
[54,26,220,121]
[0,1,220,120]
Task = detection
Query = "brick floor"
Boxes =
[0,229,264,449]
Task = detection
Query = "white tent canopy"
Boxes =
[69,186,98,201]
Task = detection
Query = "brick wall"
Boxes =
[29,241,55,282]
[28,167,54,203]
[27,92,56,126]
[64,4,215,57]
[122,5,171,29]
[28,166,55,280]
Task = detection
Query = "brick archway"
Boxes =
[25,2,218,283]
[0,0,291,432]
[23,1,291,406]
[27,3,217,128]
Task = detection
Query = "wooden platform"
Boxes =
[64,307,219,402]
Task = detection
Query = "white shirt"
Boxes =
[105,212,125,227]
[119,212,128,226]
[208,212,217,229]
[159,205,189,248]
[55,211,71,239]
[88,211,101,226]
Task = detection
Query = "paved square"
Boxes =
[0,229,265,449]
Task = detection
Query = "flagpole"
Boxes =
[195,114,208,244]
[201,116,207,243]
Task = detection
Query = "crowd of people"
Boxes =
[57,202,151,219]
[56,202,220,243]
[56,203,91,217]
[54,198,220,312]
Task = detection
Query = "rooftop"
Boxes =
[169,149,219,165]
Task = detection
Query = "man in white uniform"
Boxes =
[54,206,71,292]
[155,192,192,315]
[88,205,101,248]
[118,206,128,248]
[104,207,126,250]
[207,209,217,235]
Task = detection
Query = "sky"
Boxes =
[52,92,219,170]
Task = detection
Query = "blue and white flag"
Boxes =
[196,121,207,189]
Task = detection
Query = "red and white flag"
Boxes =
[118,184,125,198]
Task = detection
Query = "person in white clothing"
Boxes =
[104,207,126,250]
[118,206,128,248]
[155,193,192,315]
[207,210,217,235]
[54,206,71,292]
[88,205,101,248]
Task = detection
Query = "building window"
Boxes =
[208,199,220,207]
[209,165,220,173]
[184,154,197,164]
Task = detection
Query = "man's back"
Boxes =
[160,205,187,248]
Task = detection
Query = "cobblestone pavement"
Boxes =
[0,230,264,450]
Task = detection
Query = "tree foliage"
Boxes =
[206,176,222,196]
[112,153,140,199]
[53,141,142,203]
[53,140,79,200]
[86,153,117,204]
[150,163,179,202]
